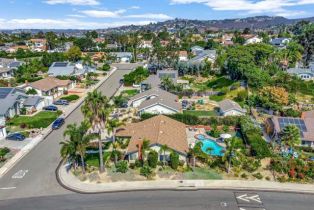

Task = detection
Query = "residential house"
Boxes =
[189,50,217,65]
[265,110,314,147]
[129,87,181,115]
[0,88,28,138]
[115,115,189,162]
[287,67,314,80]
[160,40,170,47]
[218,99,246,116]
[140,40,153,49]
[24,77,75,100]
[23,96,45,114]
[47,62,95,76]
[178,51,188,62]
[221,34,234,46]
[106,43,119,50]
[244,35,263,45]
[29,39,47,52]
[110,52,133,63]
[191,46,204,55]
[0,58,23,79]
[5,45,29,53]
[270,38,291,48]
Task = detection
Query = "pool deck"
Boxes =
[186,128,226,148]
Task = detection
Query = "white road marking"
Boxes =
[237,194,262,203]
[12,170,28,179]
[0,187,16,190]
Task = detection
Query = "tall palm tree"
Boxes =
[106,119,125,166]
[222,137,241,173]
[280,125,301,148]
[159,144,169,167]
[81,90,112,173]
[60,137,77,169]
[61,121,97,173]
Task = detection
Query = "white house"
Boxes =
[178,51,188,61]
[245,36,263,45]
[24,77,75,101]
[116,115,189,162]
[218,99,246,116]
[140,40,153,49]
[0,58,23,79]
[129,88,181,115]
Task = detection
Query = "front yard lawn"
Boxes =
[8,111,62,129]
[207,77,235,90]
[183,168,222,180]
[121,89,139,97]
[183,110,217,117]
[60,94,80,102]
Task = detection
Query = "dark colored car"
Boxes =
[52,118,65,130]
[43,105,58,111]
[6,133,25,141]
[53,99,69,106]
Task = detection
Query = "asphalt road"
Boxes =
[0,64,136,200]
[0,190,314,210]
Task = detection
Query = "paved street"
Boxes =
[0,64,136,200]
[0,190,314,210]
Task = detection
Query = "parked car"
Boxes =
[53,99,69,106]
[6,133,25,141]
[43,105,58,111]
[52,118,65,130]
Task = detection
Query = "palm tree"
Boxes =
[106,119,125,166]
[189,141,204,169]
[60,137,77,169]
[61,121,97,173]
[222,137,241,173]
[159,144,169,167]
[280,125,301,148]
[81,90,112,173]
[161,76,174,91]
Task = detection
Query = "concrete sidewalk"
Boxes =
[0,67,117,179]
[57,164,314,194]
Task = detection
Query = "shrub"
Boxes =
[115,160,128,173]
[241,173,248,179]
[135,159,143,168]
[265,176,271,181]
[140,164,153,178]
[123,67,149,86]
[26,88,37,95]
[0,147,10,161]
[147,150,158,168]
[170,152,180,170]
[253,172,263,180]
[60,94,79,102]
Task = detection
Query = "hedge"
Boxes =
[60,95,80,102]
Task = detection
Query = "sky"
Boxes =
[0,0,314,29]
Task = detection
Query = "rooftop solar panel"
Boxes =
[53,62,68,67]
[278,117,308,136]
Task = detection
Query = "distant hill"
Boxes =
[102,16,314,33]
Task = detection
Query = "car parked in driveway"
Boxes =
[53,99,69,106]
[52,118,65,130]
[6,133,25,141]
[43,105,58,111]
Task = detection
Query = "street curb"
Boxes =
[55,162,314,195]
[0,67,118,179]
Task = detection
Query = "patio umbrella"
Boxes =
[220,133,232,139]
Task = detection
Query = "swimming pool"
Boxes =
[196,134,225,156]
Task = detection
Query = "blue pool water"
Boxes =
[196,134,225,156]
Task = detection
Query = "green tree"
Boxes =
[106,119,125,166]
[169,151,180,170]
[280,125,301,148]
[45,31,58,50]
[61,121,97,173]
[66,46,82,62]
[147,150,158,168]
[222,137,242,173]
[81,90,112,173]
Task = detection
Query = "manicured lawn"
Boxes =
[183,168,222,180]
[207,77,235,90]
[60,94,80,102]
[8,111,62,129]
[183,110,217,117]
[121,89,139,97]
[85,152,111,167]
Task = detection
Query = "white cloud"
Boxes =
[130,6,140,9]
[0,18,154,29]
[170,0,314,16]
[67,14,86,18]
[126,13,172,20]
[44,0,100,5]
[80,9,126,18]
